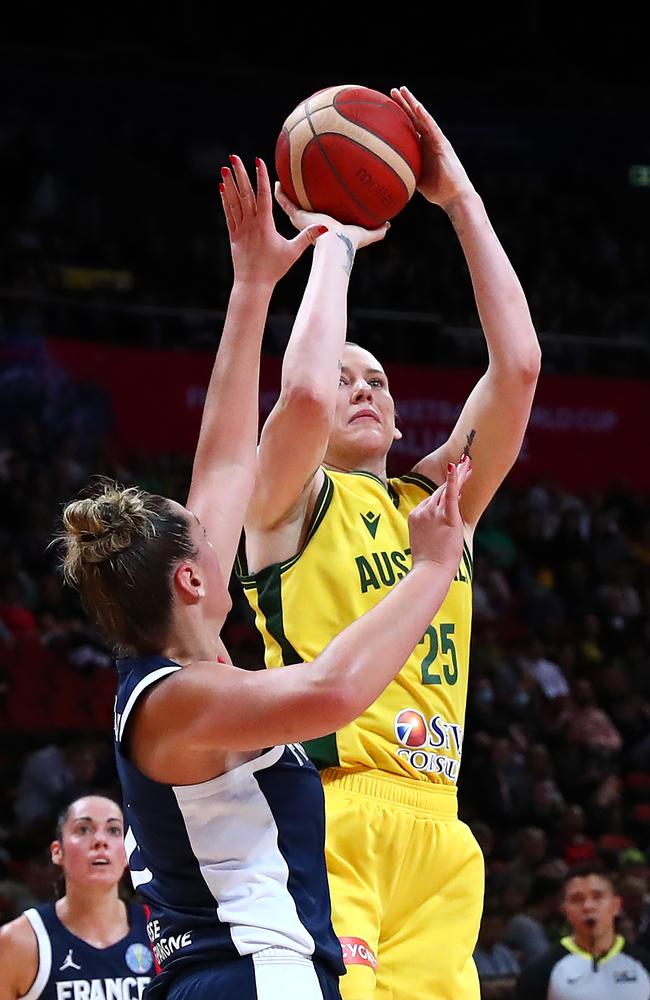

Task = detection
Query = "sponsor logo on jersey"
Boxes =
[340,936,378,970]
[59,949,81,971]
[394,709,428,748]
[614,971,638,983]
[55,977,150,999]
[360,510,381,539]
[147,918,193,968]
[394,710,464,782]
[125,942,154,974]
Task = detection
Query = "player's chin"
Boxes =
[87,864,118,880]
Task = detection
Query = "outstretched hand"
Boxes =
[408,456,471,570]
[219,155,327,285]
[274,183,390,251]
[390,86,475,210]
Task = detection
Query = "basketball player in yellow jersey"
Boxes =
[239,87,541,1000]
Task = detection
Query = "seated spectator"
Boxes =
[502,827,550,884]
[566,679,623,755]
[13,742,98,827]
[519,639,571,702]
[503,875,562,965]
[618,874,650,943]
[474,898,521,999]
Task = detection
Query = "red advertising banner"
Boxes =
[46,337,649,493]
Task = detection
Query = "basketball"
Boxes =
[275,85,422,228]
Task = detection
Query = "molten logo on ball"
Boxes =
[394,709,428,749]
[355,169,394,206]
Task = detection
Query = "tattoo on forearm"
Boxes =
[462,429,476,460]
[337,233,355,276]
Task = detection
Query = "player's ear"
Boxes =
[51,840,63,867]
[393,406,403,442]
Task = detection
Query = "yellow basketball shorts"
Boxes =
[321,769,484,1000]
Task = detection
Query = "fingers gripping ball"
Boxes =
[275,85,422,227]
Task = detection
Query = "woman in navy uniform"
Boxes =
[57,157,471,1000]
[0,795,152,1000]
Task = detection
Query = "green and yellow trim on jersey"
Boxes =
[238,468,473,784]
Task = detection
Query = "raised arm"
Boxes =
[246,190,389,535]
[137,461,470,759]
[186,157,326,578]
[391,87,542,529]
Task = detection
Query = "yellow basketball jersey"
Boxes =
[238,469,473,785]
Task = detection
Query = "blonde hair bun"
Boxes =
[62,483,154,580]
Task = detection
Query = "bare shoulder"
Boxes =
[0,913,39,997]
[126,665,228,785]
[245,468,326,573]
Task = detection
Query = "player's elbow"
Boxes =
[279,383,334,427]
[520,340,542,384]
[502,338,541,387]
[303,671,366,734]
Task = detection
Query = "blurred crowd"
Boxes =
[1,65,649,374]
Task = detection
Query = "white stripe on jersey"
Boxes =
[173,746,316,959]
[21,909,52,1000]
[118,666,181,740]
[286,744,308,766]
[253,947,325,999]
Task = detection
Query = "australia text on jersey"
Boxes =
[355,546,470,594]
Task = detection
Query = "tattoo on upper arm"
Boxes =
[336,233,355,276]
[462,429,476,460]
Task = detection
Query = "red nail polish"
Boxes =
[255,157,262,167]
[228,154,236,163]
[317,225,329,234]
[219,183,225,193]
[221,167,229,177]
[447,463,454,473]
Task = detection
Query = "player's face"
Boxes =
[562,875,621,941]
[52,797,127,888]
[327,344,400,466]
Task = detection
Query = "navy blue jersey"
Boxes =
[114,655,344,997]
[22,901,152,1000]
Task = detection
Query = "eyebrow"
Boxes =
[73,816,123,824]
[340,366,386,377]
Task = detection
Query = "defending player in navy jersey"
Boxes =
[0,795,152,1000]
[58,157,471,1000]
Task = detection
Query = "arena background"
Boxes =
[1,14,649,996]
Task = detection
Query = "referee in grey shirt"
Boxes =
[516,863,650,1000]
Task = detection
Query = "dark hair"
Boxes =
[55,794,124,841]
[54,794,124,899]
[563,862,616,895]
[58,480,197,654]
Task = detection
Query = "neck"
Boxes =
[163,608,223,666]
[324,457,388,483]
[573,928,617,958]
[57,885,125,943]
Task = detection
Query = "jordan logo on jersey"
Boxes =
[59,949,82,971]
[360,510,381,539]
